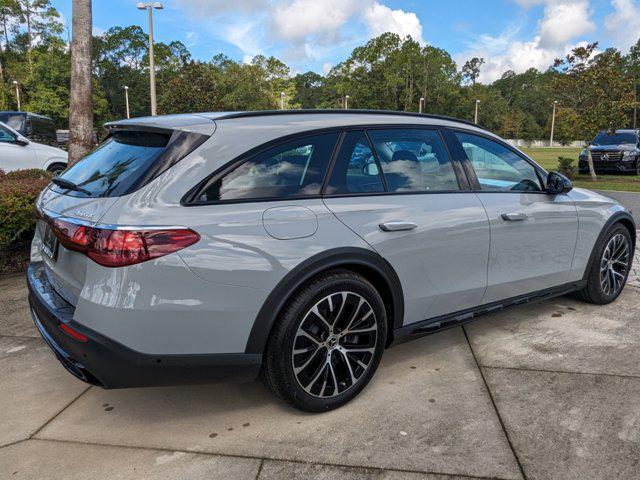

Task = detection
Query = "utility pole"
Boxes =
[124,86,130,119]
[137,2,163,116]
[419,97,424,113]
[12,80,20,111]
[550,100,558,146]
[474,99,480,124]
[344,95,349,109]
[280,92,285,110]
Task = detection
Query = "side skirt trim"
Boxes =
[391,281,586,345]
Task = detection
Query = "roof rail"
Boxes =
[212,109,489,131]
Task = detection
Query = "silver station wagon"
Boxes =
[28,110,636,411]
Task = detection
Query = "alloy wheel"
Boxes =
[291,291,378,398]
[599,233,630,296]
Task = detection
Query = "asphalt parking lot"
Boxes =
[0,237,638,480]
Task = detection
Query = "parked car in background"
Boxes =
[0,111,59,148]
[28,110,635,412]
[579,129,640,175]
[0,120,68,174]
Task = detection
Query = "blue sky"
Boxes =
[52,0,640,82]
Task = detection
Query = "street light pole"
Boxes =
[124,86,130,119]
[13,80,20,111]
[419,97,424,114]
[550,100,558,147]
[344,95,349,110]
[280,92,285,110]
[137,2,163,116]
[474,99,480,124]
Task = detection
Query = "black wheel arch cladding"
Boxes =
[245,247,404,354]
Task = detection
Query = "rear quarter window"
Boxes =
[54,129,207,198]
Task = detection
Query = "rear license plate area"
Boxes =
[42,224,59,261]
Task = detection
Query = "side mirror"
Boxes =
[546,171,573,194]
[14,135,29,146]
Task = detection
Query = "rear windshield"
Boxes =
[55,131,171,198]
[0,113,26,133]
[592,131,638,146]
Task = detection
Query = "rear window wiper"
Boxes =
[51,177,92,196]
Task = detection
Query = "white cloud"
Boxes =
[538,0,595,48]
[174,0,425,67]
[271,0,360,41]
[364,3,425,44]
[605,0,640,52]
[460,0,596,83]
[322,62,332,74]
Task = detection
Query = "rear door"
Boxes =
[323,127,490,325]
[449,130,578,303]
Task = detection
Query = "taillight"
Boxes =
[51,219,199,268]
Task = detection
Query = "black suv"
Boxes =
[579,129,640,175]
[0,111,59,147]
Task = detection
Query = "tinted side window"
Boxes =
[455,132,542,192]
[326,131,384,194]
[368,129,460,192]
[0,124,15,143]
[195,132,339,202]
[56,131,171,197]
[30,118,57,145]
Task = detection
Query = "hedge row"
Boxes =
[0,169,52,251]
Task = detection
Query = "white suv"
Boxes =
[0,120,67,174]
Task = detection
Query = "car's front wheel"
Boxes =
[575,223,633,304]
[261,270,387,412]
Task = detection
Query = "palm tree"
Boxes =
[68,0,92,166]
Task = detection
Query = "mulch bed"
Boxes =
[0,242,31,274]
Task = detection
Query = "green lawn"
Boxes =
[522,147,640,193]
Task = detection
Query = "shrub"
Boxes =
[557,157,577,180]
[0,169,52,251]
[4,169,52,181]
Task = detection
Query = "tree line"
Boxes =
[1,0,638,144]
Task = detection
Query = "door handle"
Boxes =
[501,212,528,221]
[379,221,418,232]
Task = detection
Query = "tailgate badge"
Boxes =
[73,210,94,219]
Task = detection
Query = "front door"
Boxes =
[449,130,578,303]
[0,123,35,172]
[323,128,491,325]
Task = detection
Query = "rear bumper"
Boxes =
[27,262,262,389]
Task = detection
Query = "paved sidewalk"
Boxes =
[0,240,639,480]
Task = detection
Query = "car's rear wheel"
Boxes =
[575,223,633,304]
[261,270,387,412]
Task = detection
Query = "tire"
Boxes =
[46,163,67,176]
[574,223,633,304]
[261,269,387,412]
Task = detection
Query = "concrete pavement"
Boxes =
[0,238,639,480]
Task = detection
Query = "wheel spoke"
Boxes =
[336,348,358,386]
[310,305,332,333]
[297,329,322,346]
[293,347,322,375]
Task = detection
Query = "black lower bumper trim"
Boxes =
[27,262,262,389]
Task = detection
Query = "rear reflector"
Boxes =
[59,323,88,342]
[50,219,200,268]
